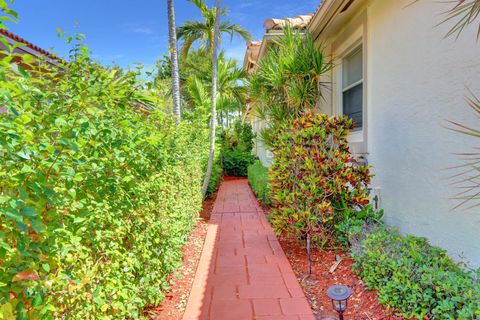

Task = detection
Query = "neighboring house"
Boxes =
[0,29,61,68]
[0,29,153,112]
[245,0,480,268]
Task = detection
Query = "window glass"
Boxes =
[342,46,363,88]
[343,83,363,128]
[342,45,363,130]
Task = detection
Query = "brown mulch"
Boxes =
[277,236,405,320]
[260,199,405,320]
[261,197,402,319]
[144,190,218,320]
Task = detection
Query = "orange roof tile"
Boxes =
[0,29,60,61]
[263,14,314,31]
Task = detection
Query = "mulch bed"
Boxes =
[144,190,217,320]
[256,198,405,320]
[278,236,405,320]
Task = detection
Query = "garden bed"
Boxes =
[145,191,217,320]
[277,235,405,320]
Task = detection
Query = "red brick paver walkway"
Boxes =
[183,178,315,320]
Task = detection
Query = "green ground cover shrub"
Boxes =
[206,148,223,196]
[351,226,480,319]
[0,46,209,318]
[221,121,255,176]
[247,161,271,205]
[269,113,376,247]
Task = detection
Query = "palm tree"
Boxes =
[189,53,247,128]
[201,0,221,199]
[177,0,251,59]
[247,26,332,147]
[167,0,181,122]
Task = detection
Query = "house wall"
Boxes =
[319,0,480,267]
[251,118,273,167]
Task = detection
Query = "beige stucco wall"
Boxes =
[318,0,480,267]
[251,118,273,167]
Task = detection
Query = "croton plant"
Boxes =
[269,113,375,249]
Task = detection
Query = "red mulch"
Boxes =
[144,191,217,320]
[277,234,406,320]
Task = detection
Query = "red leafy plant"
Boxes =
[269,113,376,273]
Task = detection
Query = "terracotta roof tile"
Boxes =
[0,29,59,61]
[263,14,314,31]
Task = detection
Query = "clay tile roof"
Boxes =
[263,14,314,31]
[0,29,59,61]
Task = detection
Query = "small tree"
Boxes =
[269,114,373,273]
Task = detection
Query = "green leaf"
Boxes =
[17,66,30,78]
[20,207,37,217]
[3,210,23,222]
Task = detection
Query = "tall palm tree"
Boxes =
[201,0,221,199]
[177,0,251,59]
[167,0,181,122]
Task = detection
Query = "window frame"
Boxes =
[341,44,364,132]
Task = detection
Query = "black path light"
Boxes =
[327,285,352,320]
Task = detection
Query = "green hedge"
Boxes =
[222,148,255,176]
[0,50,208,318]
[247,161,271,205]
[206,150,223,196]
[221,121,255,177]
[351,226,480,319]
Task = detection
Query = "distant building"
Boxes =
[0,29,61,69]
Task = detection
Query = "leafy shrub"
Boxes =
[221,120,255,176]
[351,226,480,319]
[247,161,271,205]
[269,113,374,246]
[0,48,208,318]
[222,148,255,176]
[206,150,223,196]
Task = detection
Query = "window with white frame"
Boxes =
[342,45,363,131]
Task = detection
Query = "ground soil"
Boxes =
[277,230,406,320]
[144,190,217,320]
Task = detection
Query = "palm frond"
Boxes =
[428,0,480,39]
[448,93,480,209]
[246,26,333,148]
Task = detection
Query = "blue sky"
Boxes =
[5,0,319,69]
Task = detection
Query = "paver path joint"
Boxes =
[182,179,315,320]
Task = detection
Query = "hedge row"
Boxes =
[247,161,271,205]
[351,226,480,319]
[0,51,209,318]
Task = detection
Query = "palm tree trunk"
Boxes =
[201,0,221,199]
[167,0,181,123]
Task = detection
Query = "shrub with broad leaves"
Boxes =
[221,120,255,176]
[351,226,480,319]
[269,113,375,247]
[0,42,209,318]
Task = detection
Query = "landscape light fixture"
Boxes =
[327,284,352,320]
